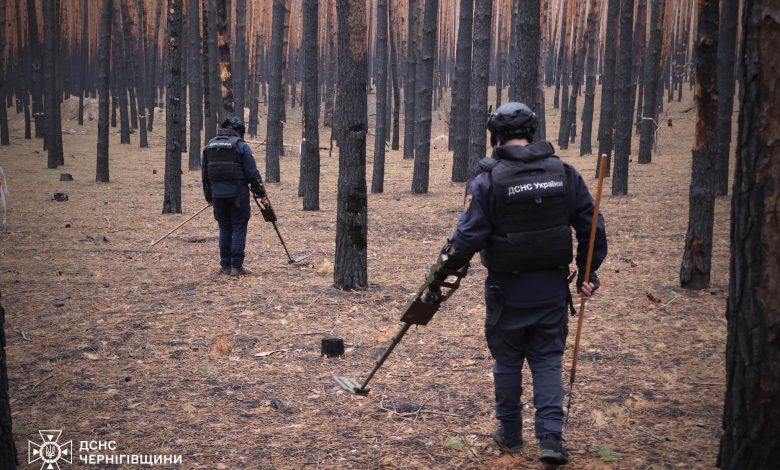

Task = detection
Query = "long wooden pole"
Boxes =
[150,204,211,246]
[565,155,607,424]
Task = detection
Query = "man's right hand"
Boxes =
[250,180,266,199]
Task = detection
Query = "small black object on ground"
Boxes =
[321,338,345,358]
[60,174,74,181]
[53,193,68,202]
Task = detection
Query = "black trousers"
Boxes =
[485,285,569,438]
[212,192,251,268]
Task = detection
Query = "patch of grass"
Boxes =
[598,444,623,462]
[198,363,216,379]
[444,437,463,451]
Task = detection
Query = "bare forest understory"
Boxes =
[0,87,732,469]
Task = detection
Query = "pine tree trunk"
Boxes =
[679,0,717,289]
[467,0,492,180]
[15,4,31,140]
[638,0,664,164]
[163,0,183,214]
[714,0,738,196]
[553,0,570,109]
[513,0,541,138]
[43,0,63,168]
[265,0,286,183]
[0,0,9,146]
[27,0,45,140]
[596,0,621,177]
[627,0,647,136]
[611,0,635,195]
[248,34,261,138]
[234,0,247,118]
[450,0,473,182]
[202,0,218,142]
[113,9,131,145]
[216,0,235,116]
[96,0,112,183]
[333,0,368,290]
[390,17,401,150]
[372,0,389,194]
[132,0,149,147]
[719,1,780,465]
[580,0,599,156]
[403,0,418,160]
[0,297,18,470]
[301,0,320,210]
[147,0,164,133]
[188,0,203,170]
[411,0,438,194]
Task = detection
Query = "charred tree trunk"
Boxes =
[96,0,113,183]
[301,0,320,210]
[611,0,635,195]
[333,0,368,290]
[113,8,131,145]
[467,0,492,180]
[163,0,183,214]
[628,0,647,137]
[451,0,474,182]
[714,0,738,196]
[513,0,541,141]
[0,296,18,470]
[188,0,202,170]
[719,1,780,466]
[0,0,9,146]
[679,0,718,289]
[390,15,401,150]
[580,0,600,156]
[638,0,664,164]
[372,0,389,194]
[265,0,286,183]
[132,0,149,147]
[27,0,44,140]
[553,0,570,109]
[216,0,235,116]
[203,0,218,142]
[403,0,418,160]
[234,0,247,117]
[596,0,621,177]
[411,0,438,194]
[43,0,64,167]
[563,0,597,148]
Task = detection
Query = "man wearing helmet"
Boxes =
[202,117,267,276]
[425,102,607,465]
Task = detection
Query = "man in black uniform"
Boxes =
[202,117,267,276]
[426,102,607,465]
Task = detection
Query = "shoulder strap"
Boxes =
[479,157,499,172]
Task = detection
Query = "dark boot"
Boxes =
[219,266,231,275]
[493,426,524,454]
[230,266,252,276]
[539,433,569,465]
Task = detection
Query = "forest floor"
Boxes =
[1,87,731,469]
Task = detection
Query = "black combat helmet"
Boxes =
[487,102,538,147]
[221,116,246,138]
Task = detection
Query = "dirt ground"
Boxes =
[0,86,731,469]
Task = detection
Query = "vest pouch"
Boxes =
[482,225,573,273]
[208,161,244,182]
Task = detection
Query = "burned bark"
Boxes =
[467,0,492,180]
[372,0,389,194]
[333,0,369,290]
[719,1,780,466]
[301,0,320,210]
[611,0,635,195]
[265,0,286,183]
[163,0,183,214]
[411,0,438,194]
[680,0,718,289]
[638,0,665,164]
[714,0,738,196]
[96,0,113,183]
[596,0,621,177]
[450,0,474,182]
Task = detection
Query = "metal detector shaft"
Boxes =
[565,156,607,425]
[359,322,413,391]
[270,221,294,263]
[150,204,211,246]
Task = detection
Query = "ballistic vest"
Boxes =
[479,149,576,273]
[204,132,246,183]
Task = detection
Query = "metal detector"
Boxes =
[252,194,308,264]
[333,261,469,395]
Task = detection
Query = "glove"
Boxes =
[250,180,266,199]
[576,271,601,294]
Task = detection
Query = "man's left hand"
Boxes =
[580,282,596,300]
